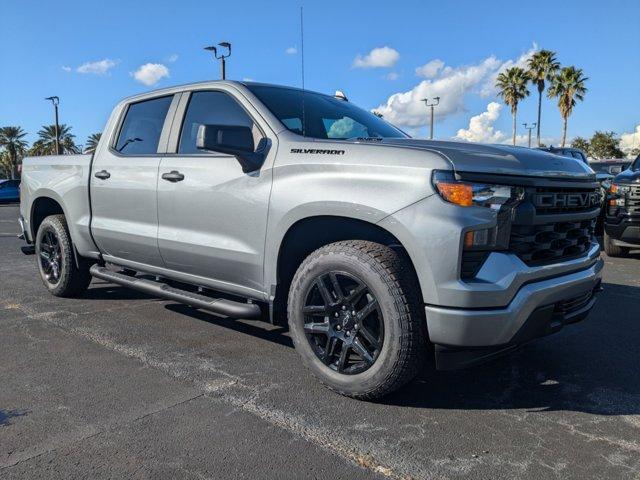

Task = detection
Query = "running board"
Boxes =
[89,265,261,319]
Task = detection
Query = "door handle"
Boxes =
[161,170,185,182]
[94,170,111,180]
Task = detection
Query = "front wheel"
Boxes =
[603,230,629,257]
[287,241,426,400]
[35,214,92,297]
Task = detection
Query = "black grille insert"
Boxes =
[510,218,595,266]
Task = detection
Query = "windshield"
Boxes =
[632,155,640,171]
[246,85,407,140]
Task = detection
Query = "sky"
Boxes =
[1,0,639,152]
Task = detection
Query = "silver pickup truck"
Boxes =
[19,81,603,399]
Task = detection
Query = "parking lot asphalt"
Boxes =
[1,202,639,479]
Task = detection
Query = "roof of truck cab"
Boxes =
[119,80,323,104]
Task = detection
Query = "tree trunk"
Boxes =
[512,107,517,146]
[561,117,568,147]
[536,85,543,146]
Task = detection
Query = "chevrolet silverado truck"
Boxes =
[604,154,640,256]
[19,81,604,399]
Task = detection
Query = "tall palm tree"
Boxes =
[526,50,559,147]
[35,124,79,155]
[0,126,29,179]
[495,67,530,146]
[84,133,102,153]
[548,66,588,147]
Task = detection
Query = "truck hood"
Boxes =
[378,138,595,180]
[613,168,640,184]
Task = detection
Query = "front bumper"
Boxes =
[427,257,603,369]
[604,216,640,247]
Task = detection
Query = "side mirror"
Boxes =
[196,124,268,173]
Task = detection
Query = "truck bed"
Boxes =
[20,154,99,257]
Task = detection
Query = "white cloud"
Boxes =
[454,102,559,146]
[61,66,71,72]
[385,72,399,81]
[620,125,640,157]
[166,53,179,63]
[374,45,538,128]
[77,59,118,75]
[285,46,298,55]
[415,59,444,78]
[454,102,506,143]
[352,46,399,69]
[242,77,255,82]
[132,63,170,86]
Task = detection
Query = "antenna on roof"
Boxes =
[300,6,306,137]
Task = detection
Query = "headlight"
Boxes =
[432,171,524,209]
[610,183,630,194]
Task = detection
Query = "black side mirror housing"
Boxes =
[196,124,268,173]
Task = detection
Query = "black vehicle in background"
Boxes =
[604,155,640,256]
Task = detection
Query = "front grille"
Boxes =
[533,186,600,215]
[508,185,599,267]
[510,218,595,266]
[627,185,640,214]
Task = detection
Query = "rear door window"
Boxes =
[115,95,173,155]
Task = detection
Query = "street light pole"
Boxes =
[204,42,232,80]
[523,122,537,148]
[45,96,61,154]
[421,97,440,140]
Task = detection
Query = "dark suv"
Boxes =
[604,155,640,256]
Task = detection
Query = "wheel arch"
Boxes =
[271,215,423,323]
[30,195,66,240]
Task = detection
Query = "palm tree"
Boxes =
[35,124,79,155]
[85,133,102,153]
[526,50,559,147]
[548,66,588,147]
[495,67,530,146]
[0,126,29,179]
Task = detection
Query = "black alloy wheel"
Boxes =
[302,271,384,375]
[38,228,62,285]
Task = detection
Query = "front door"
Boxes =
[157,90,273,295]
[90,94,176,267]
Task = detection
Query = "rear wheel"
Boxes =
[288,240,426,400]
[603,230,629,257]
[35,214,92,297]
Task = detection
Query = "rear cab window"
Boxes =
[114,95,173,155]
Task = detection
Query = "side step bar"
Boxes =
[89,265,261,319]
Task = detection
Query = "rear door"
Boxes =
[156,88,273,296]
[90,94,178,267]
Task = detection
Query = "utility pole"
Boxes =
[421,97,440,140]
[523,122,537,148]
[45,96,61,154]
[204,42,232,79]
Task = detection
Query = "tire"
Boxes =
[287,240,426,400]
[35,214,92,297]
[603,230,629,257]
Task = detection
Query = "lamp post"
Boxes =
[45,96,61,154]
[421,97,440,140]
[204,41,232,79]
[523,122,537,148]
